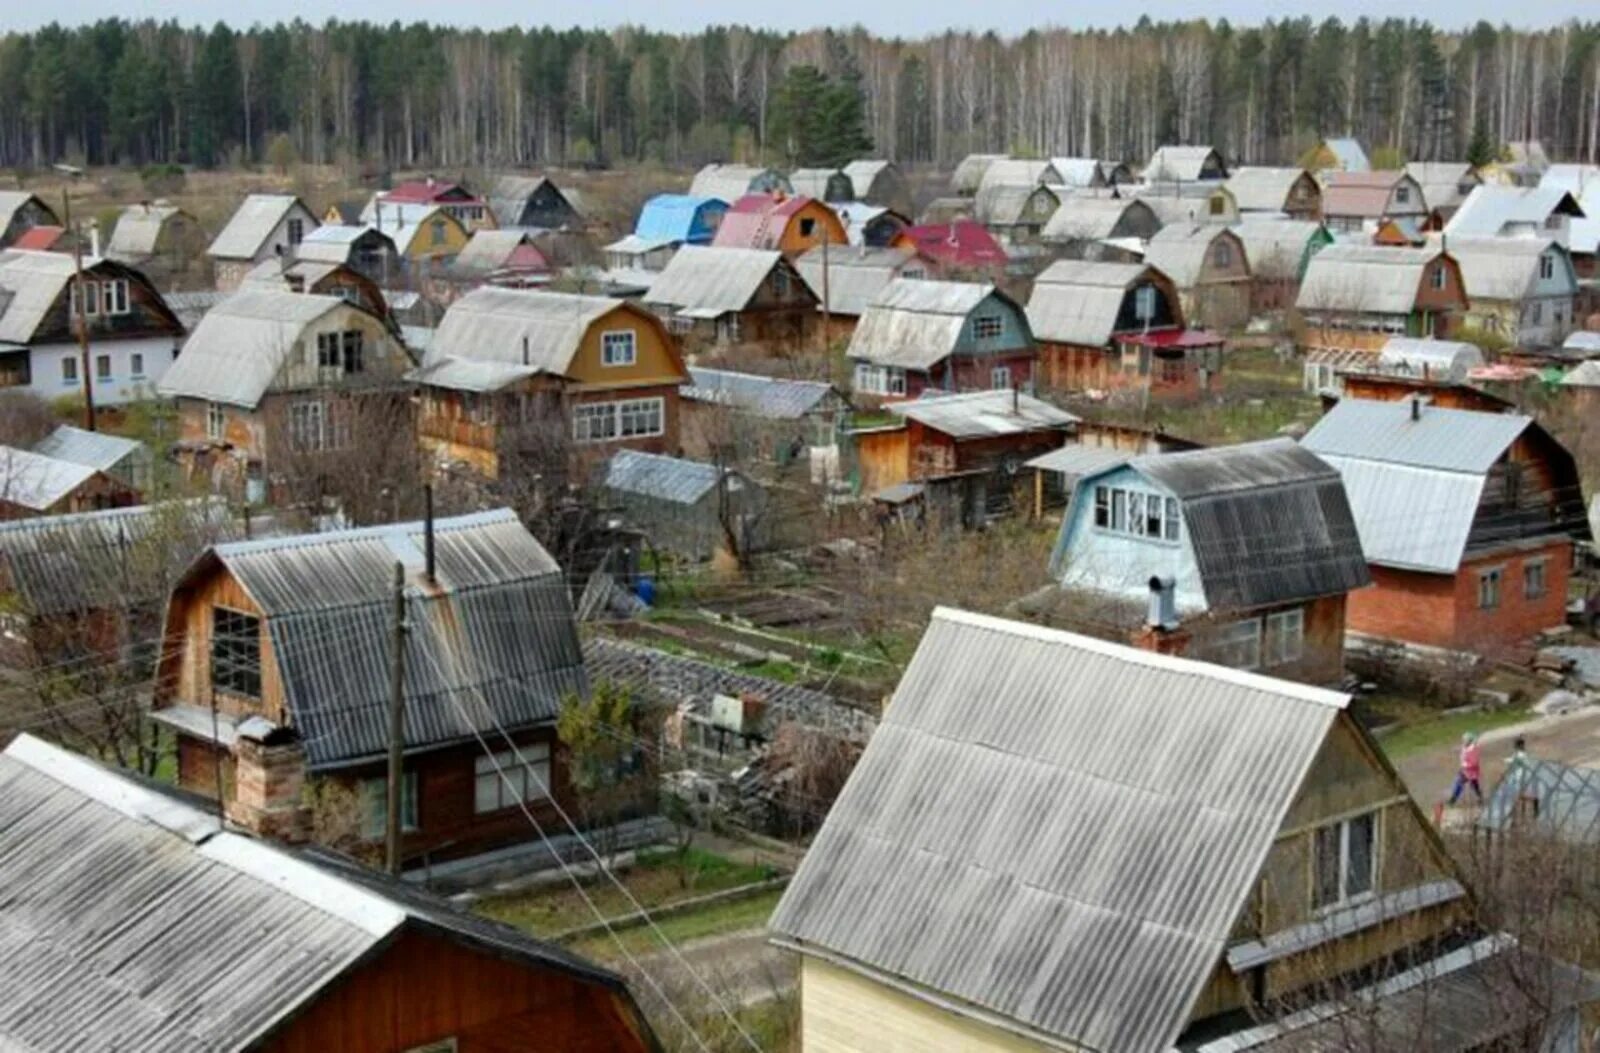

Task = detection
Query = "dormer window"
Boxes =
[1539,253,1556,280]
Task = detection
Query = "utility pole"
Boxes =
[386,561,408,876]
[818,221,830,356]
[62,188,96,432]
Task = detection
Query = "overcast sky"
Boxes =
[5,2,1588,36]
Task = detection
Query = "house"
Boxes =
[974,183,1060,245]
[1224,166,1323,218]
[0,733,660,1053]
[370,202,471,267]
[1304,335,1487,396]
[848,279,1036,399]
[1038,196,1160,258]
[1144,144,1228,183]
[0,248,185,405]
[679,365,848,469]
[1047,156,1133,188]
[1141,224,1252,330]
[32,424,152,492]
[789,168,854,202]
[365,177,494,231]
[487,174,582,230]
[842,159,913,215]
[1296,243,1467,352]
[918,196,975,225]
[1231,219,1334,313]
[1307,135,1371,173]
[689,163,789,203]
[157,289,412,502]
[241,258,394,331]
[0,445,141,519]
[834,202,910,248]
[601,448,768,560]
[1026,259,1203,393]
[412,288,686,480]
[712,193,847,256]
[1445,185,1585,246]
[0,191,60,249]
[771,607,1592,1052]
[601,194,730,279]
[452,229,554,284]
[1302,397,1589,653]
[1050,439,1369,682]
[1136,182,1240,226]
[151,509,606,864]
[1320,170,1428,233]
[796,244,926,340]
[644,245,818,348]
[1540,165,1600,277]
[889,220,1008,280]
[292,224,403,285]
[949,153,1008,196]
[1404,161,1482,219]
[207,194,319,291]
[1444,236,1577,348]
[849,390,1078,513]
[1025,424,1199,517]
[974,158,1054,196]
[104,201,208,273]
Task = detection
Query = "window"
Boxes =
[972,314,1004,340]
[1209,194,1226,216]
[799,217,817,237]
[1545,213,1563,230]
[1134,284,1158,322]
[95,354,111,380]
[342,331,364,374]
[1163,497,1179,541]
[1092,485,1178,542]
[601,330,637,367]
[667,315,694,335]
[474,743,552,814]
[287,218,305,245]
[1313,812,1377,910]
[1213,240,1233,267]
[1530,301,1543,325]
[101,279,129,315]
[431,219,446,246]
[360,773,419,840]
[211,607,261,699]
[854,363,905,396]
[1540,253,1556,280]
[61,357,78,385]
[130,353,145,378]
[990,365,1011,390]
[1394,185,1410,205]
[1210,618,1262,671]
[1479,567,1502,609]
[1093,486,1110,528]
[1430,265,1446,290]
[1524,559,1548,600]
[887,369,906,396]
[207,402,226,440]
[617,397,665,438]
[572,402,619,443]
[1263,607,1305,666]
[289,400,329,452]
[317,332,340,368]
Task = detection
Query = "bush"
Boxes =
[140,163,186,197]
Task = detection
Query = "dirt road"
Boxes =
[1395,706,1600,809]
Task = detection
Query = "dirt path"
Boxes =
[1394,706,1600,811]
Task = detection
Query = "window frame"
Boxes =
[1478,566,1503,609]
[617,396,665,439]
[289,399,330,452]
[207,402,226,441]
[95,354,111,381]
[361,772,420,840]
[210,605,262,700]
[572,401,620,443]
[473,743,552,815]
[1312,811,1379,912]
[61,356,79,385]
[972,314,1005,340]
[1524,558,1548,600]
[990,365,1012,390]
[1263,607,1305,667]
[1091,485,1180,545]
[1210,618,1262,671]
[130,352,145,379]
[601,329,638,368]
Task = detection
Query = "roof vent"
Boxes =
[1411,395,1422,421]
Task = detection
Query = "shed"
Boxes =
[0,445,139,518]
[1144,145,1228,183]
[32,425,152,493]
[602,448,767,560]
[688,164,789,203]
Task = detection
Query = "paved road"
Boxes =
[1395,705,1600,812]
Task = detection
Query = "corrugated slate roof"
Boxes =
[789,169,852,201]
[1226,167,1312,212]
[487,175,571,228]
[1440,235,1568,302]
[645,245,793,315]
[976,158,1052,195]
[1144,225,1242,287]
[1296,243,1441,315]
[1321,171,1416,219]
[846,278,1007,370]
[843,159,895,198]
[32,425,142,474]
[1302,397,1530,473]
[604,449,724,504]
[1046,157,1106,188]
[681,367,839,419]
[1230,219,1326,281]
[688,164,788,203]
[794,245,910,316]
[1026,443,1131,478]
[950,154,1007,195]
[1145,145,1226,182]
[887,389,1078,439]
[106,203,191,259]
[1445,185,1585,238]
[0,249,79,343]
[770,607,1347,1053]
[0,445,97,511]
[0,192,54,237]
[974,183,1056,226]
[417,287,623,387]
[1041,197,1154,242]
[1027,260,1156,346]
[1405,162,1478,211]
[157,289,344,407]
[207,194,309,260]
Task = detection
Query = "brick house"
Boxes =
[848,278,1036,399]
[1302,396,1590,653]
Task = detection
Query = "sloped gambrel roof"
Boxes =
[1296,244,1454,316]
[207,194,314,260]
[846,278,1024,371]
[645,245,809,317]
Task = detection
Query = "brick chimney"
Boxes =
[1129,575,1191,657]
[227,718,310,843]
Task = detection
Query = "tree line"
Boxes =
[1,18,1598,173]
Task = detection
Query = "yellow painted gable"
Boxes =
[565,303,689,392]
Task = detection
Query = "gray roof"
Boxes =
[975,158,1052,195]
[842,159,896,198]
[846,278,1008,370]
[293,224,395,265]
[0,733,642,1052]
[1145,145,1225,182]
[0,445,97,511]
[158,289,345,407]
[1230,220,1325,281]
[1444,185,1585,238]
[1377,337,1484,380]
[950,154,1008,195]
[1562,360,1600,387]
[1040,197,1154,242]
[887,390,1078,439]
[207,194,310,260]
[1318,137,1370,172]
[32,425,143,474]
[0,191,53,235]
[1565,330,1600,353]
[644,246,792,316]
[486,175,575,228]
[163,289,228,331]
[0,249,79,343]
[1439,235,1569,302]
[1302,399,1533,572]
[681,367,840,419]
[794,245,910,317]
[974,183,1056,226]
[603,449,727,505]
[169,509,585,769]
[454,229,536,273]
[1047,157,1108,188]
[1225,167,1312,212]
[789,168,851,200]
[1027,260,1156,346]
[1297,244,1443,315]
[1404,161,1478,211]
[1025,443,1130,478]
[687,164,788,203]
[1144,225,1243,287]
[415,287,633,391]
[770,607,1348,1053]
[1126,438,1371,610]
[105,203,192,259]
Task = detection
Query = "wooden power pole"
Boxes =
[62,189,96,432]
[386,561,408,876]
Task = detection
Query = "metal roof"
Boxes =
[770,607,1347,1053]
[789,168,852,201]
[644,245,792,316]
[163,289,228,331]
[949,154,1008,195]
[1144,225,1243,288]
[887,389,1078,439]
[1225,167,1313,212]
[842,159,896,198]
[1027,260,1159,346]
[487,175,575,228]
[0,191,54,236]
[1445,185,1585,238]
[603,449,726,505]
[207,194,311,260]
[293,223,395,265]
[1404,161,1478,211]
[1229,219,1325,281]
[452,229,547,275]
[976,159,1052,195]
[157,289,345,407]
[1563,359,1600,387]
[1025,443,1130,478]
[833,202,901,246]
[1481,757,1600,845]
[0,445,97,511]
[1438,235,1569,302]
[0,733,645,1051]
[105,203,193,259]
[1296,243,1443,315]
[1302,397,1530,473]
[1318,137,1370,172]
[687,164,789,203]
[1377,337,1484,380]
[681,366,840,419]
[1145,145,1226,183]
[794,245,911,316]
[416,287,629,389]
[1320,171,1419,219]
[1046,157,1107,188]
[633,194,727,244]
[32,424,143,474]
[1041,197,1156,242]
[168,509,586,769]
[0,249,80,343]
[846,278,1012,370]
[974,183,1057,226]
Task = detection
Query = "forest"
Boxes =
[1,18,1599,173]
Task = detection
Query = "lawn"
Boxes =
[474,846,779,939]
[567,887,786,962]
[1368,695,1534,761]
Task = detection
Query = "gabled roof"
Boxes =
[950,153,1008,195]
[378,179,481,205]
[487,174,577,228]
[1225,167,1315,212]
[32,425,143,474]
[106,203,195,259]
[974,183,1057,226]
[770,607,1348,1053]
[846,278,1018,370]
[416,288,638,391]
[789,168,852,201]
[1296,244,1447,315]
[975,158,1052,195]
[1026,260,1167,346]
[1144,224,1245,287]
[713,193,834,250]
[157,289,347,407]
[207,194,312,260]
[1441,235,1572,302]
[1230,219,1328,281]
[842,159,898,198]
[886,389,1078,439]
[1046,157,1109,188]
[688,164,788,203]
[794,245,913,317]
[681,366,840,419]
[1318,137,1371,172]
[0,445,98,511]
[634,194,728,244]
[453,229,549,275]
[1405,162,1478,211]
[1321,170,1420,219]
[1378,337,1484,379]
[604,449,731,505]
[645,245,799,316]
[1040,197,1152,241]
[834,202,905,245]
[896,221,1008,268]
[0,249,83,343]
[293,223,396,265]
[369,203,459,255]
[0,190,56,230]
[1445,185,1586,238]
[0,733,649,1050]
[1145,145,1226,183]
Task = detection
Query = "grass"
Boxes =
[1367,694,1534,761]
[566,887,786,961]
[474,846,778,938]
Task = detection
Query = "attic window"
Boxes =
[972,315,1004,340]
[1539,253,1555,281]
[799,217,817,237]
[1213,241,1233,267]
[1394,185,1410,205]
[1430,265,1446,291]
[1313,812,1377,911]
[287,219,305,246]
[601,330,638,367]
[211,607,261,699]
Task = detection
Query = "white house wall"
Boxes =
[24,336,181,407]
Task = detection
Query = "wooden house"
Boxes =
[1050,439,1370,684]
[789,168,854,202]
[1026,260,1202,393]
[1141,224,1252,330]
[0,733,660,1053]
[412,289,687,481]
[1224,167,1323,219]
[1231,219,1334,313]
[104,202,208,275]
[370,202,471,268]
[1445,184,1586,247]
[688,163,790,203]
[0,249,185,405]
[847,279,1036,399]
[1040,197,1161,257]
[157,289,413,503]
[679,366,848,470]
[292,224,403,286]
[1445,236,1577,348]
[949,154,1007,196]
[488,175,582,230]
[451,229,554,286]
[1320,171,1427,233]
[1306,136,1371,173]
[1143,144,1228,184]
[973,183,1060,244]
[0,446,141,520]
[601,448,768,560]
[1136,183,1241,227]
[795,244,926,341]
[1296,244,1467,352]
[1304,397,1590,654]
[601,194,730,281]
[643,246,818,348]
[842,159,913,215]
[241,258,394,331]
[365,177,494,231]
[0,191,60,250]
[1404,162,1482,220]
[834,202,909,248]
[712,193,847,256]
[890,220,1008,281]
[207,194,319,291]
[771,607,1591,1052]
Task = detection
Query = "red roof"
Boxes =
[504,242,551,273]
[898,221,1008,268]
[1119,328,1224,349]
[13,226,65,251]
[381,180,481,205]
[713,193,823,250]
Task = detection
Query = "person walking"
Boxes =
[1448,731,1483,806]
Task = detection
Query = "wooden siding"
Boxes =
[259,927,654,1053]
[852,427,911,494]
[163,565,286,724]
[779,201,849,256]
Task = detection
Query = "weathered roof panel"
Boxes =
[31,425,142,474]
[207,194,308,260]
[603,449,723,505]
[644,245,791,316]
[0,445,97,511]
[887,390,1077,439]
[157,289,343,407]
[681,366,838,419]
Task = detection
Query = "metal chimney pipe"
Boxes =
[1147,576,1178,631]
[423,484,436,584]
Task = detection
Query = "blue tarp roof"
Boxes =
[634,194,728,245]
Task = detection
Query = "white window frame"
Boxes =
[1210,618,1262,671]
[1091,485,1180,544]
[572,402,618,443]
[207,402,226,440]
[289,399,329,452]
[972,314,1004,340]
[617,396,665,438]
[990,365,1012,390]
[1263,607,1305,667]
[1313,812,1378,912]
[1539,253,1555,281]
[474,743,552,814]
[73,280,100,318]
[360,773,419,840]
[1394,185,1410,205]
[1524,558,1548,600]
[95,354,111,381]
[601,329,638,367]
[101,279,130,315]
[1479,566,1503,609]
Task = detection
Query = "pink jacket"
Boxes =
[1461,742,1482,780]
